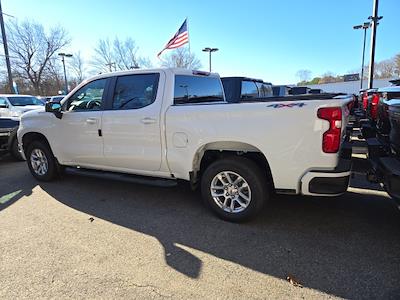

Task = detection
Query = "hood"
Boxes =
[12,105,44,113]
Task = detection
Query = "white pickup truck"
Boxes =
[18,68,353,221]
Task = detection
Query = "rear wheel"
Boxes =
[201,157,270,222]
[26,141,58,181]
[383,181,400,205]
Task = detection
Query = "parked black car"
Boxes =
[289,86,311,95]
[364,81,400,204]
[374,100,400,202]
[376,80,400,139]
[0,118,22,160]
[221,77,273,103]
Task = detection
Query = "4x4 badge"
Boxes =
[267,103,306,108]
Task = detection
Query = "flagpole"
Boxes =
[186,17,191,55]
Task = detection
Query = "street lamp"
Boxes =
[367,0,383,89]
[202,47,219,72]
[58,52,73,94]
[353,22,371,90]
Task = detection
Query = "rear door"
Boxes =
[101,72,164,171]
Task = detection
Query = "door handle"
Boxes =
[86,118,98,124]
[140,117,157,124]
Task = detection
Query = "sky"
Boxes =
[1,0,400,84]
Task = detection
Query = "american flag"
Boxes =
[157,19,189,57]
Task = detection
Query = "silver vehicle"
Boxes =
[0,94,44,119]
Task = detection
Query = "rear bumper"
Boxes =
[300,142,352,196]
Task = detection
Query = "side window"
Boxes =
[241,81,258,99]
[174,75,224,105]
[67,79,107,111]
[256,82,273,97]
[112,74,159,110]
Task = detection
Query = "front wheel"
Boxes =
[26,141,58,181]
[11,138,24,161]
[201,157,270,222]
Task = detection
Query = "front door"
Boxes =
[101,72,163,171]
[55,78,108,166]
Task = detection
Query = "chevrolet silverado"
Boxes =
[18,68,353,221]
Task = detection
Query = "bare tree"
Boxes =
[113,37,140,69]
[92,38,114,72]
[69,51,85,82]
[318,72,337,84]
[41,57,63,95]
[295,69,312,83]
[375,59,396,78]
[6,19,70,94]
[91,37,152,72]
[160,47,201,69]
[395,54,400,77]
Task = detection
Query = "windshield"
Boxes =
[7,96,44,106]
[51,96,65,102]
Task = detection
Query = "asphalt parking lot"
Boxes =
[1,155,399,299]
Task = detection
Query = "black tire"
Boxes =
[201,157,270,222]
[26,140,58,181]
[383,182,400,204]
[10,138,24,161]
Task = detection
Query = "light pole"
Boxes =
[58,52,73,94]
[353,22,371,90]
[202,47,219,72]
[0,0,13,93]
[368,0,383,89]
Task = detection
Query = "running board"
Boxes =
[65,167,178,187]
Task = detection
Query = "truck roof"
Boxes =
[87,68,220,82]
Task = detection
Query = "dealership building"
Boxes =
[305,77,398,94]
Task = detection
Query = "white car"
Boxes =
[0,94,44,119]
[18,68,353,221]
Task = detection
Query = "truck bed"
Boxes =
[233,93,347,103]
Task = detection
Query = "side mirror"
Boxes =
[45,102,63,119]
[0,103,8,108]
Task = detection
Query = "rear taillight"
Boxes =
[362,92,368,110]
[370,93,379,120]
[318,107,342,153]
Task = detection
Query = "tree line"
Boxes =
[0,19,201,95]
[296,53,400,85]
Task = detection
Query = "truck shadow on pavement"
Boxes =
[37,171,400,299]
[0,156,35,212]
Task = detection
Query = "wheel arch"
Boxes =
[22,132,53,156]
[191,141,274,189]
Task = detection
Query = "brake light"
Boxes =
[318,107,342,153]
[362,92,368,110]
[370,93,379,120]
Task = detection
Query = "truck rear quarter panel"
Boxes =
[165,100,346,192]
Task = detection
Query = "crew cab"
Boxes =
[18,68,353,221]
